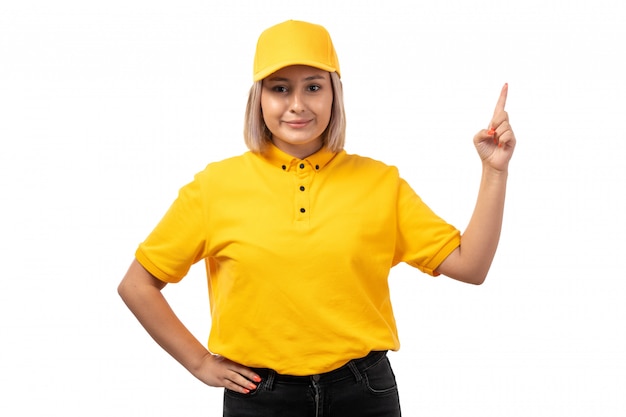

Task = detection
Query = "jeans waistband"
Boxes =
[252,351,387,387]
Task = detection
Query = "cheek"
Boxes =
[260,97,281,123]
[260,101,272,125]
[317,95,333,124]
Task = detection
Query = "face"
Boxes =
[261,65,333,159]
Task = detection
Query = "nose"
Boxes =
[289,90,305,113]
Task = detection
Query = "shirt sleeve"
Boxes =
[135,171,209,283]
[393,178,461,276]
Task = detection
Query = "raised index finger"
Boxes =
[493,83,508,117]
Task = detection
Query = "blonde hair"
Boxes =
[243,72,346,154]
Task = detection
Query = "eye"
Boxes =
[272,85,288,93]
[307,84,321,92]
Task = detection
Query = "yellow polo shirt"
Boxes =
[136,144,460,375]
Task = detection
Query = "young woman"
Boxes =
[118,19,516,416]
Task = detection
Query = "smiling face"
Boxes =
[260,65,333,159]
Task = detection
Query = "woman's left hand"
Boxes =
[473,83,516,171]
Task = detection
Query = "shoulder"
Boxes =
[194,152,255,179]
[338,151,400,177]
[206,152,252,170]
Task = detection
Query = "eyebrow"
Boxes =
[265,74,327,82]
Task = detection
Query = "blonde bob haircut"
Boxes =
[243,71,346,154]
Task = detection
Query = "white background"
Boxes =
[1,0,624,415]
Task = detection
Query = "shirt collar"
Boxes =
[261,143,339,172]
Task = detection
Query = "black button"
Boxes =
[300,208,306,213]
[315,165,319,170]
[299,186,305,191]
[282,165,286,170]
[299,163,305,169]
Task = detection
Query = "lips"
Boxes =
[284,119,312,128]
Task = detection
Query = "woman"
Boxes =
[118,19,515,416]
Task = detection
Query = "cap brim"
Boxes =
[254,61,338,82]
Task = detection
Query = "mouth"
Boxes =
[284,119,312,129]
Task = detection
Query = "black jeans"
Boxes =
[223,351,401,417]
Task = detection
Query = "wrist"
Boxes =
[482,163,509,180]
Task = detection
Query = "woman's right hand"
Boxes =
[118,260,262,394]
[194,353,262,394]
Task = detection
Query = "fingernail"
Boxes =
[243,388,250,394]
[248,383,257,390]
[487,128,496,135]
[253,375,262,382]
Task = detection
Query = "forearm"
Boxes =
[438,165,508,284]
[462,165,508,280]
[118,259,262,392]
[118,260,210,376]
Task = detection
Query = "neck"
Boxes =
[271,139,324,160]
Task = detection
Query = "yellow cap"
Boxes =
[253,20,340,82]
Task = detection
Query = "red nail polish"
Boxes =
[253,375,262,383]
[487,128,496,135]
